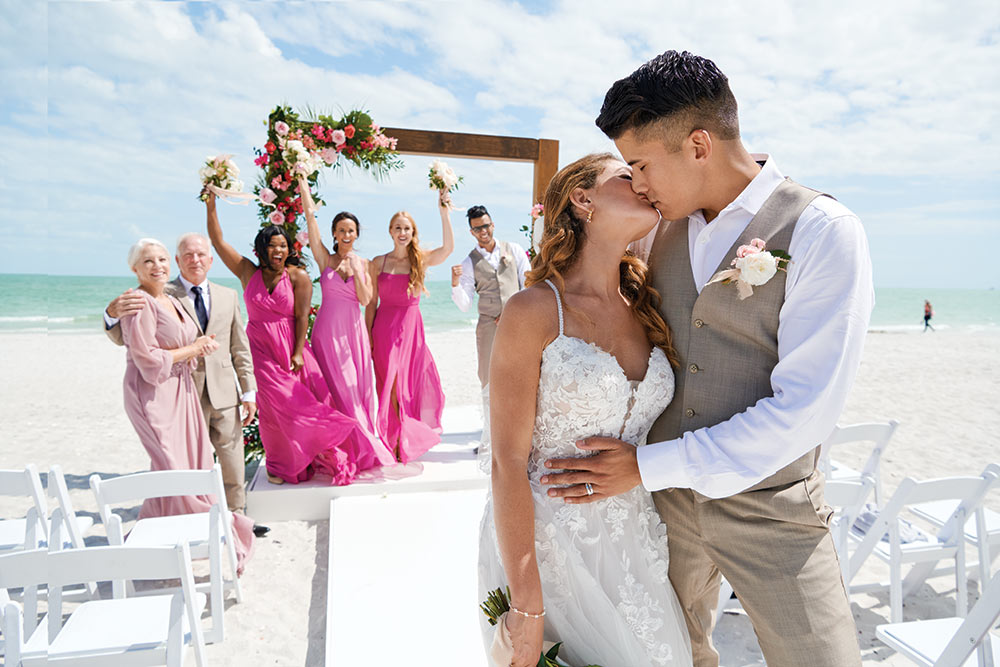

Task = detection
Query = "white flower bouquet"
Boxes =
[428,158,463,193]
[198,154,244,201]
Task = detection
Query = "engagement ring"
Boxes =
[585,482,594,496]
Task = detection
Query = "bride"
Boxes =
[479,153,693,666]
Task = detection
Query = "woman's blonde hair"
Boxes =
[526,153,678,366]
[389,211,428,296]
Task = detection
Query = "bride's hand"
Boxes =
[506,612,544,667]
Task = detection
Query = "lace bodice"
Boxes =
[526,280,675,484]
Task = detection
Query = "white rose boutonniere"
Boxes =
[707,238,791,300]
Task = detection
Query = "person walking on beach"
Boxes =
[366,191,454,463]
[115,238,255,570]
[542,50,873,666]
[450,204,530,388]
[104,233,269,536]
[924,299,935,331]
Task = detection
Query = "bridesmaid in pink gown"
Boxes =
[365,191,455,462]
[299,178,394,469]
[120,238,254,570]
[205,192,362,485]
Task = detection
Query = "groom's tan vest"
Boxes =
[470,241,521,319]
[647,179,824,502]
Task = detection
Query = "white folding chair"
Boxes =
[90,464,242,644]
[0,465,48,553]
[43,543,206,666]
[848,475,993,622]
[819,420,899,507]
[46,465,94,552]
[826,475,878,582]
[907,464,1000,591]
[876,568,1000,667]
[0,549,48,665]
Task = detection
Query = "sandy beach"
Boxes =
[1,328,998,666]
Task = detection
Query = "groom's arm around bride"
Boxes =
[542,50,872,667]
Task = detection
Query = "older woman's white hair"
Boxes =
[127,238,170,270]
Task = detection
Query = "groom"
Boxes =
[542,51,873,666]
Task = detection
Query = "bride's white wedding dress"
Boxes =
[478,280,692,667]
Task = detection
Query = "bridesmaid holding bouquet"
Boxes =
[298,177,395,470]
[365,191,454,463]
[204,191,362,485]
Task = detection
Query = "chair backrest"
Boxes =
[936,568,1000,666]
[0,465,49,542]
[0,547,48,642]
[47,465,87,550]
[849,475,992,581]
[820,420,899,481]
[826,476,877,582]
[46,542,204,650]
[90,464,224,527]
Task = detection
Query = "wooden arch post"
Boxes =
[381,128,559,206]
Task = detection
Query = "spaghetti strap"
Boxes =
[380,255,388,273]
[543,279,564,336]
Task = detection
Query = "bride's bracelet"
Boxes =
[509,606,545,619]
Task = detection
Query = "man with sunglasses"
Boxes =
[451,205,530,387]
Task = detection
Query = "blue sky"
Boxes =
[2,1,998,287]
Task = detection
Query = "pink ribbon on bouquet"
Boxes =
[204,184,275,208]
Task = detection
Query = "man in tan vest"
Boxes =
[105,233,267,535]
[451,205,530,387]
[541,51,873,666]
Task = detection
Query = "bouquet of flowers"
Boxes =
[480,587,602,667]
[198,154,244,201]
[428,158,463,194]
[520,203,544,261]
[253,105,402,242]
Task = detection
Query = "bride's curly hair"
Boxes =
[526,152,678,367]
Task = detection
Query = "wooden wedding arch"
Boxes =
[380,128,559,205]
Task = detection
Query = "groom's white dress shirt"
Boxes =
[635,155,874,498]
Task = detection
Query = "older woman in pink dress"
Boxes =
[205,192,363,485]
[365,191,454,463]
[120,238,254,569]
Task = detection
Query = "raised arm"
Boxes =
[288,267,313,373]
[204,191,256,287]
[488,288,552,665]
[298,177,332,272]
[423,192,455,267]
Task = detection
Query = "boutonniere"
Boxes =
[706,238,791,300]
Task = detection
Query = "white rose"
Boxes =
[198,166,215,182]
[735,251,778,286]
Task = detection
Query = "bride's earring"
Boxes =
[586,208,594,224]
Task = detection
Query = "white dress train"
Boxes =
[478,280,692,667]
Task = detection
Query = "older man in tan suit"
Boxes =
[105,233,261,530]
[542,51,873,666]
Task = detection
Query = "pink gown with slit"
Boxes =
[312,266,395,469]
[121,289,254,571]
[244,269,362,484]
[370,268,444,462]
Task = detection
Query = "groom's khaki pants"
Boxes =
[653,471,861,667]
[476,314,498,388]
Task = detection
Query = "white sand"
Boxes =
[1,328,998,666]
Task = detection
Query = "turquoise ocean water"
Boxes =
[0,274,996,335]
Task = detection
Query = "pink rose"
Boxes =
[259,188,277,204]
[271,176,284,189]
[296,230,310,247]
[320,148,338,164]
[269,211,284,225]
[274,121,289,137]
[736,244,761,259]
[750,238,766,250]
[331,129,346,145]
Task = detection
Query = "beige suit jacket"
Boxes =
[105,278,256,410]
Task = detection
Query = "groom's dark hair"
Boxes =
[595,50,739,145]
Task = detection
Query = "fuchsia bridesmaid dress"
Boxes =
[370,268,445,463]
[243,269,363,485]
[312,266,395,469]
[121,289,254,571]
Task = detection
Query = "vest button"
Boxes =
[694,319,704,328]
[685,408,696,418]
[689,364,699,374]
